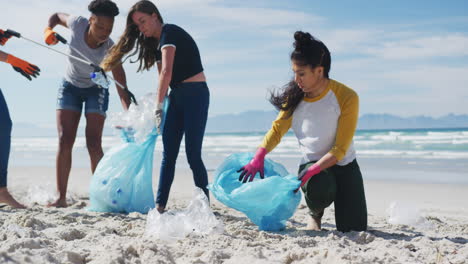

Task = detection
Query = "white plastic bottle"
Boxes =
[90,71,110,89]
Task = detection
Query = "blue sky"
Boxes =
[1,0,467,126]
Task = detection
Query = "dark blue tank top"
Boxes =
[155,24,204,87]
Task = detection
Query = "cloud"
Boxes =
[2,0,468,122]
[193,6,321,27]
[353,64,468,116]
[365,33,468,59]
[322,29,384,54]
[152,0,323,28]
[1,0,84,39]
[380,65,468,92]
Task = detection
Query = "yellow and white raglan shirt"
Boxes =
[260,79,358,166]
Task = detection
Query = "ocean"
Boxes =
[9,127,468,184]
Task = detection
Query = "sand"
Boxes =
[1,166,467,264]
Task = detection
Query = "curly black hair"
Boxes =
[88,0,119,17]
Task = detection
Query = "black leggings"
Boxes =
[300,159,367,232]
[156,82,210,207]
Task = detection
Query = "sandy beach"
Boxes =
[0,166,467,264]
[2,0,468,261]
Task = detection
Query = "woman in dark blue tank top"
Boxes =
[102,0,210,212]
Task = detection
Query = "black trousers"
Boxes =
[156,82,210,207]
[299,159,367,232]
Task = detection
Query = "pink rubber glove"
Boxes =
[299,163,321,187]
[237,147,267,183]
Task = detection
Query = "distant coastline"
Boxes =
[11,112,468,137]
[205,111,468,133]
[203,127,468,137]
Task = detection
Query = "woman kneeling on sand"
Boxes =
[238,31,367,232]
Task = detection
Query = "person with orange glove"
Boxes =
[0,29,12,45]
[1,30,40,81]
[0,29,42,209]
[0,86,24,209]
[44,0,133,208]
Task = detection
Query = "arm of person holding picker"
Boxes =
[0,29,12,45]
[45,10,133,110]
[0,28,40,209]
[0,29,41,80]
[43,13,67,46]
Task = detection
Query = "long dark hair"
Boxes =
[269,31,331,117]
[101,0,164,72]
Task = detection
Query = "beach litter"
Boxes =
[386,200,433,229]
[88,95,168,214]
[145,188,224,241]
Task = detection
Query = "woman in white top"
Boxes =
[238,31,367,232]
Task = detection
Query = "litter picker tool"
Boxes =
[6,29,137,105]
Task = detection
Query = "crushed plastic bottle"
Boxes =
[90,71,110,89]
[145,188,224,241]
[386,201,433,229]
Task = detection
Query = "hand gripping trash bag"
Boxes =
[88,96,169,214]
[208,152,302,231]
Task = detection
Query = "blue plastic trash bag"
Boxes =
[208,152,302,231]
[88,97,169,214]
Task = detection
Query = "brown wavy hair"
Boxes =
[101,0,163,72]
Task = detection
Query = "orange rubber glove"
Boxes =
[44,27,58,45]
[0,29,12,46]
[6,55,41,80]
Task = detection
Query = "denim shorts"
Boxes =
[57,80,109,116]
